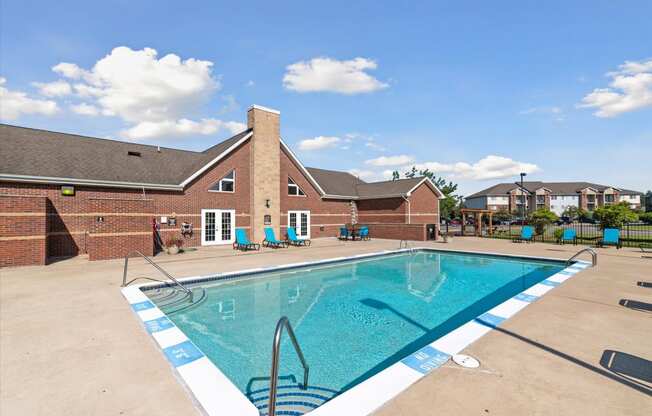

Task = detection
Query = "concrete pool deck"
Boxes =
[1,238,650,415]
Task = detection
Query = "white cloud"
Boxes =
[39,46,245,140]
[54,46,219,123]
[283,57,388,94]
[52,62,86,79]
[364,141,386,151]
[246,80,255,87]
[298,135,341,151]
[365,155,414,166]
[348,168,381,181]
[122,118,246,140]
[519,106,564,121]
[32,80,72,97]
[578,58,652,117]
[70,102,100,116]
[400,155,539,180]
[219,95,239,114]
[0,77,59,121]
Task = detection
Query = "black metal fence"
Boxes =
[479,222,652,248]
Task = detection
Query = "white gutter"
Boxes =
[402,195,411,224]
[322,193,409,200]
[0,174,183,191]
[279,139,327,196]
[179,132,252,187]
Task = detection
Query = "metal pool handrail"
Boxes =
[566,248,597,267]
[399,240,410,249]
[122,250,193,302]
[268,316,309,416]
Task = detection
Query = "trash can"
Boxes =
[426,224,437,240]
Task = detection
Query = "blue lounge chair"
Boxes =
[287,227,311,246]
[338,227,350,240]
[560,228,577,245]
[263,227,287,248]
[358,226,370,240]
[598,228,621,249]
[513,225,534,243]
[233,228,260,251]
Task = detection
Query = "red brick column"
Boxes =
[86,197,154,261]
[0,195,48,267]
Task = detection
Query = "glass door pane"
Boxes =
[300,212,308,236]
[221,211,232,242]
[204,211,216,242]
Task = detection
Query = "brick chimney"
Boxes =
[247,105,281,243]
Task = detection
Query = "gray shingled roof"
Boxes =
[304,167,365,196]
[0,124,251,186]
[356,178,424,198]
[306,167,429,198]
[0,124,439,199]
[466,181,642,198]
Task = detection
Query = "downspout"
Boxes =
[402,194,411,224]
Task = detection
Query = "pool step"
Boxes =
[144,286,206,314]
[247,384,338,416]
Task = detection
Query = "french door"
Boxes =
[201,209,235,245]
[288,210,310,239]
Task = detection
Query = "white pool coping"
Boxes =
[121,248,591,416]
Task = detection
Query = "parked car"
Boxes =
[556,216,572,225]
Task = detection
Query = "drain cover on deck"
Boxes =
[452,354,480,368]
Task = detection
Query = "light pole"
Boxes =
[520,172,527,226]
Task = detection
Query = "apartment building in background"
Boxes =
[465,181,642,216]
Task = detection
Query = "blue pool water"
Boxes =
[146,250,563,402]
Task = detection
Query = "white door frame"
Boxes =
[201,209,236,245]
[288,210,311,239]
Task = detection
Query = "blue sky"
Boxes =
[1,0,651,196]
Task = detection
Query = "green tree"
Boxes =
[639,212,652,224]
[528,208,558,235]
[400,166,459,220]
[562,206,584,220]
[593,202,638,229]
[493,208,513,223]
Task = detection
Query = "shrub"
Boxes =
[528,208,558,235]
[640,212,652,224]
[562,206,584,220]
[165,236,184,248]
[553,228,564,241]
[493,208,512,223]
[593,202,638,229]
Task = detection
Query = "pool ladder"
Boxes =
[122,250,194,302]
[566,248,597,267]
[268,316,309,416]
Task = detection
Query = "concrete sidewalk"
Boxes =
[1,238,650,415]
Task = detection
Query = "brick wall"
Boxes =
[357,197,406,223]
[86,197,154,260]
[279,147,351,239]
[407,182,439,225]
[0,133,442,265]
[366,223,428,241]
[0,195,47,267]
[0,139,253,265]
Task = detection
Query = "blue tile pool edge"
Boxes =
[121,248,591,416]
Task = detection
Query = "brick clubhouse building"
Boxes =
[1,105,443,267]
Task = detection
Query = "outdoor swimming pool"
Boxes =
[137,249,570,414]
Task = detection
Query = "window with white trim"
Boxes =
[210,170,235,192]
[288,176,306,196]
